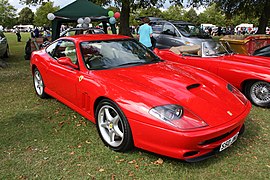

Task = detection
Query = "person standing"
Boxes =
[15,28,21,42]
[138,17,153,50]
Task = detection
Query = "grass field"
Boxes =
[0,32,269,179]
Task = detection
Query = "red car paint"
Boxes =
[154,47,270,107]
[30,34,251,161]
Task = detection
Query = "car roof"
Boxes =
[150,19,194,26]
[59,34,132,42]
[170,21,194,25]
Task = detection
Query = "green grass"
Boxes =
[0,33,269,179]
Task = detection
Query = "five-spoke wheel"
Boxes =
[96,99,133,152]
[33,68,48,98]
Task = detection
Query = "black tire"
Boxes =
[3,45,9,58]
[33,68,48,98]
[245,81,270,107]
[95,99,133,152]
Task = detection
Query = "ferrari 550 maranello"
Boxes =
[154,42,270,108]
[30,34,251,162]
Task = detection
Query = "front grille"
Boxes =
[199,127,239,146]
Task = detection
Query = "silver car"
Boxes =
[0,31,9,58]
[150,20,214,49]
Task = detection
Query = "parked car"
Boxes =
[0,31,9,58]
[30,34,251,162]
[154,42,270,107]
[60,27,105,37]
[150,19,214,49]
[253,44,270,57]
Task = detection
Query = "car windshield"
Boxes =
[202,42,231,57]
[174,24,210,38]
[80,39,161,70]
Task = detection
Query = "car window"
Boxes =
[80,39,161,70]
[46,41,58,57]
[151,22,163,33]
[47,40,78,65]
[162,23,176,35]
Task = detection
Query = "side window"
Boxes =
[46,41,58,57]
[162,23,176,36]
[54,40,77,64]
[151,22,163,33]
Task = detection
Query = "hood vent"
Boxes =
[186,83,201,91]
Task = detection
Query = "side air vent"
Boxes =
[186,83,201,90]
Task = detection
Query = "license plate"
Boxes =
[219,132,239,152]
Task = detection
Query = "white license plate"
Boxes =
[219,132,239,152]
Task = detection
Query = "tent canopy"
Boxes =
[54,0,108,20]
[51,0,116,40]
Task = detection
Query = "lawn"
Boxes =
[0,32,269,179]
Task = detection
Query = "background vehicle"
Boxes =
[13,25,34,32]
[253,44,270,57]
[150,19,214,49]
[30,34,251,161]
[60,27,105,37]
[0,31,9,58]
[155,42,270,107]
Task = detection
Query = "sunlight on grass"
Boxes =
[0,33,269,179]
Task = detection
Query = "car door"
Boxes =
[157,23,183,49]
[46,39,80,105]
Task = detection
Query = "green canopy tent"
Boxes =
[51,0,116,40]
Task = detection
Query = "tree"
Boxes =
[214,0,270,34]
[34,2,59,27]
[18,7,34,25]
[0,0,17,28]
[183,8,198,24]
[197,3,225,26]
[162,5,185,21]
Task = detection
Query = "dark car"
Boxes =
[150,19,214,49]
[0,31,9,58]
[60,27,105,37]
[253,44,270,57]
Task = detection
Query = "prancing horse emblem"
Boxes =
[79,75,84,82]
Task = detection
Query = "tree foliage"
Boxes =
[34,2,59,27]
[0,0,17,28]
[183,8,198,24]
[18,7,34,25]
[214,0,270,33]
[162,5,185,21]
[198,3,225,26]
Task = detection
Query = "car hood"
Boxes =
[223,54,270,68]
[93,61,247,127]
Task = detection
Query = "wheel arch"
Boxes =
[93,96,114,121]
[31,64,38,74]
[241,79,258,93]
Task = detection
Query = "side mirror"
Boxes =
[58,57,78,69]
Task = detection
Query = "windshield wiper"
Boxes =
[118,62,146,67]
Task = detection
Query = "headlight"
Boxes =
[227,84,248,105]
[149,104,208,130]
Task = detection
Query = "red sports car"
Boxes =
[30,34,251,162]
[154,42,270,108]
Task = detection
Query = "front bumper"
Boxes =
[128,102,251,161]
